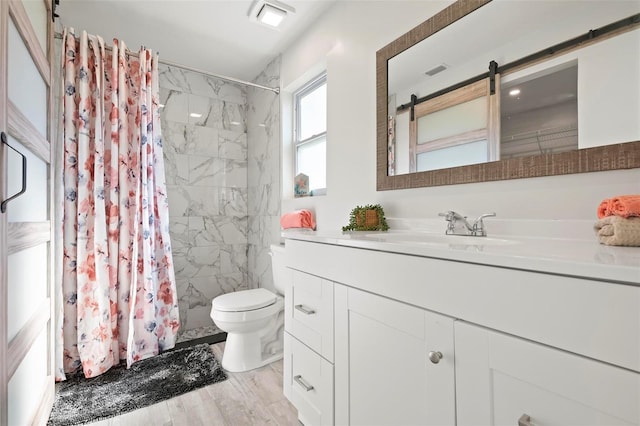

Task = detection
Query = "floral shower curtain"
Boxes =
[55,28,179,380]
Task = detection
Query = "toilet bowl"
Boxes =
[210,244,286,372]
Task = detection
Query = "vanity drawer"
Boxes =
[284,332,334,426]
[286,269,334,361]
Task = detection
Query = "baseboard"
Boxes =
[173,332,227,350]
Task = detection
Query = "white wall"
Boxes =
[280,1,640,232]
[500,29,640,149]
[578,30,640,148]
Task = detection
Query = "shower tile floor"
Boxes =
[176,324,222,344]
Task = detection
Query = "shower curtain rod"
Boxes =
[53,32,280,94]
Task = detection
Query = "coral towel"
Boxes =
[280,209,316,230]
[597,195,640,219]
[594,216,640,246]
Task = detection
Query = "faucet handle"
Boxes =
[439,211,456,233]
[439,211,465,221]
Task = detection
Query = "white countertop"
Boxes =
[282,229,640,285]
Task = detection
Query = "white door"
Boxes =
[335,284,455,426]
[455,321,640,426]
[0,0,54,424]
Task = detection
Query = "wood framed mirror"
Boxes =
[376,0,640,190]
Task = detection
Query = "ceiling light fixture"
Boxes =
[190,113,202,118]
[509,88,521,96]
[258,4,286,27]
[248,0,295,29]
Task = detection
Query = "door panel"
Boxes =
[21,0,48,54]
[7,243,48,342]
[7,18,48,137]
[7,328,48,426]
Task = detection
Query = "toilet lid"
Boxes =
[213,288,277,312]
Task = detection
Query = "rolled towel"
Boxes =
[597,200,609,219]
[280,209,316,230]
[594,216,640,246]
[597,194,640,219]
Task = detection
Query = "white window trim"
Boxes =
[293,72,327,194]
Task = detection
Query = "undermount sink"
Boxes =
[358,232,519,246]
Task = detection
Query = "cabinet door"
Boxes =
[455,322,640,426]
[335,285,455,426]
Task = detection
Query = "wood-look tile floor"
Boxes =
[89,342,299,426]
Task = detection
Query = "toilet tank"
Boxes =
[270,243,287,295]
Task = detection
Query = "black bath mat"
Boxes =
[47,343,227,425]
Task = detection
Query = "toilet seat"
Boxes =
[213,288,277,312]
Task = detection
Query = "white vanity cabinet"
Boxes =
[455,322,640,426]
[334,284,455,425]
[283,237,640,426]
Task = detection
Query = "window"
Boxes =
[294,73,326,195]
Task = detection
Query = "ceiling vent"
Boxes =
[425,64,448,77]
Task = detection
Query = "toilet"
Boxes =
[210,244,286,372]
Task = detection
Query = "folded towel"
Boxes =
[594,216,640,246]
[597,195,640,219]
[280,209,316,230]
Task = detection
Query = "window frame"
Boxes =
[293,72,327,194]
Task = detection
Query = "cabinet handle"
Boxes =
[518,414,532,426]
[294,304,316,315]
[428,351,443,364]
[293,375,314,392]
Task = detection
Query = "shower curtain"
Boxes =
[55,29,179,380]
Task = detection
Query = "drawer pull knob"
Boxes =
[518,414,532,426]
[295,304,316,315]
[293,375,314,392]
[428,351,443,364]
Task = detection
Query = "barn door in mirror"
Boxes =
[390,76,499,175]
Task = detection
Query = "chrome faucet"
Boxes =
[438,211,496,237]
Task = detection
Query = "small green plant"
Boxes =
[342,204,389,232]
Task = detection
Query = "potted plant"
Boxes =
[342,204,389,232]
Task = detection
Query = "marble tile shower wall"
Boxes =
[159,65,249,336]
[247,56,282,292]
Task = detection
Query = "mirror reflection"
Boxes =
[386,0,640,176]
[501,63,577,160]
